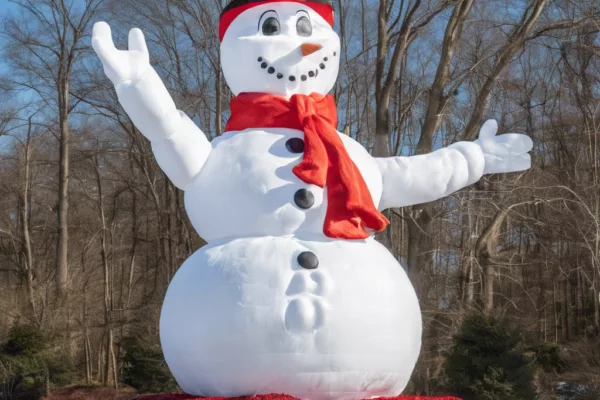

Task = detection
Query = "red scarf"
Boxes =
[224,92,389,240]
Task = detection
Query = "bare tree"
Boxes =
[3,0,105,298]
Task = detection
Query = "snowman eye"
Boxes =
[262,17,281,36]
[296,16,312,37]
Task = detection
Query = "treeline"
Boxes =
[0,0,599,399]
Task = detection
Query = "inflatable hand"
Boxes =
[475,120,533,174]
[91,21,186,144]
[92,21,150,87]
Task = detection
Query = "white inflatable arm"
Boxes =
[376,120,533,210]
[92,22,210,190]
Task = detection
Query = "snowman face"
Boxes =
[221,3,340,97]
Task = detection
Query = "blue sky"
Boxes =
[0,0,18,17]
[0,1,20,73]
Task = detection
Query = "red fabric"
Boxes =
[138,395,461,400]
[219,1,335,42]
[225,93,389,239]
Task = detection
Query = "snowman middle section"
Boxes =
[184,128,383,242]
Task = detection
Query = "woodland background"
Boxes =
[0,0,599,399]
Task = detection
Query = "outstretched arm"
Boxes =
[92,22,210,190]
[375,120,533,210]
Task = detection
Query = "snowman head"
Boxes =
[220,0,340,98]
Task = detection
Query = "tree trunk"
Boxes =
[475,207,517,314]
[103,327,112,386]
[93,155,116,388]
[594,279,599,336]
[97,337,104,384]
[20,120,36,319]
[127,192,137,308]
[84,331,92,384]
[406,203,434,294]
[418,0,474,154]
[460,198,476,310]
[483,257,494,313]
[374,0,424,158]
[373,0,391,159]
[56,66,70,299]
[563,277,570,341]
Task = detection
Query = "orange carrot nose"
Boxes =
[301,43,323,56]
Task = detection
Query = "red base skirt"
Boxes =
[138,395,460,400]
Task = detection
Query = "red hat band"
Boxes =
[219,0,335,42]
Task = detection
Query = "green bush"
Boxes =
[3,324,48,357]
[46,354,78,387]
[0,352,47,400]
[526,341,566,373]
[122,334,179,394]
[443,313,535,400]
[0,324,78,399]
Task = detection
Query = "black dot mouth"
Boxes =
[256,53,334,83]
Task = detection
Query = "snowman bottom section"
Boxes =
[160,236,422,400]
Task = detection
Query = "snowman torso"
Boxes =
[185,128,384,242]
[162,129,422,399]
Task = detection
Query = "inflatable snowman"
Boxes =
[92,1,532,398]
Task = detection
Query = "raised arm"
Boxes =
[375,120,533,210]
[92,22,211,190]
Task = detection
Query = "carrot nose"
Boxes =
[301,43,323,56]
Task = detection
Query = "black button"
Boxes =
[298,251,319,270]
[294,189,314,209]
[286,138,305,154]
